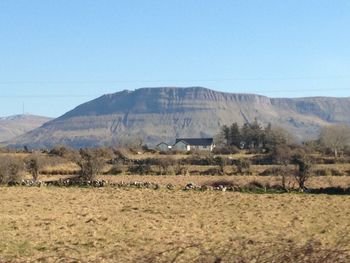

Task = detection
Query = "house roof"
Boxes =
[156,142,169,146]
[175,138,213,146]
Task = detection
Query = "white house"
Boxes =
[156,142,172,151]
[173,138,215,152]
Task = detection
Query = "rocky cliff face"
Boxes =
[7,87,350,148]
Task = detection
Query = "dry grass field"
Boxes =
[1,149,350,262]
[1,187,350,262]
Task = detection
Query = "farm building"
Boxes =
[156,142,172,151]
[173,138,215,152]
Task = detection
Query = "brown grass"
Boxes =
[0,187,350,262]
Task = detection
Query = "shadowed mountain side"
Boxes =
[7,87,350,148]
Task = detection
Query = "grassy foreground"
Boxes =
[1,187,350,262]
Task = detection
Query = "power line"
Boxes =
[0,87,348,99]
[0,95,98,98]
[0,75,350,85]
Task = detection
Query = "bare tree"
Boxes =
[319,124,350,158]
[293,153,312,191]
[270,144,293,190]
[264,126,295,152]
[25,154,40,181]
[77,148,105,182]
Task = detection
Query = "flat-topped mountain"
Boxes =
[7,87,350,148]
[0,114,52,143]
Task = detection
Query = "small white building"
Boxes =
[173,138,215,152]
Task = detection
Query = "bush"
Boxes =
[245,180,265,190]
[236,159,251,175]
[313,168,329,176]
[212,146,239,155]
[322,158,336,164]
[0,156,24,184]
[330,168,343,176]
[313,167,344,177]
[259,167,286,176]
[182,155,232,166]
[107,165,123,175]
[49,146,80,162]
[174,164,188,176]
[200,167,223,176]
[343,146,350,157]
[109,149,131,165]
[156,158,176,175]
[270,144,293,165]
[127,163,153,175]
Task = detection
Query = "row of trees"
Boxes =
[218,120,350,158]
[318,124,350,158]
[218,119,292,151]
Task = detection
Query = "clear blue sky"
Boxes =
[1,0,349,117]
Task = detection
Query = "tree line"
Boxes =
[218,120,350,157]
[217,119,292,152]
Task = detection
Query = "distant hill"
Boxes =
[0,114,52,143]
[7,87,350,148]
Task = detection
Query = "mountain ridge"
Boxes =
[6,87,350,148]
